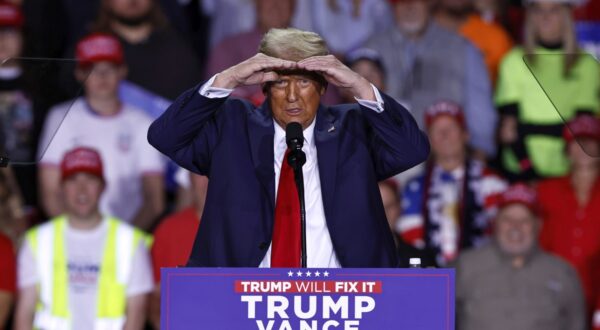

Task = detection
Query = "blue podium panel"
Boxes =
[161,268,455,330]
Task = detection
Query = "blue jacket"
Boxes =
[148,85,430,267]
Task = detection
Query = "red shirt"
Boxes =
[538,176,600,313]
[151,207,200,283]
[0,232,16,293]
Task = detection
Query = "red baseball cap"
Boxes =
[424,100,466,129]
[497,183,538,215]
[563,115,600,143]
[76,33,124,67]
[60,147,104,182]
[0,2,23,28]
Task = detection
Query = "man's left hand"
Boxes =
[297,55,375,101]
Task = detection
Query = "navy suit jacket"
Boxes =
[148,85,430,267]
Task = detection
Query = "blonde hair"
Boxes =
[259,28,329,62]
[523,3,579,77]
[259,28,330,93]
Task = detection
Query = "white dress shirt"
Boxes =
[199,75,385,267]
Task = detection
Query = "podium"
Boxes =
[161,268,455,330]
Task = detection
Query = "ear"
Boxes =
[262,82,274,96]
[74,67,87,83]
[319,83,326,96]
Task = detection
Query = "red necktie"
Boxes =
[271,149,301,267]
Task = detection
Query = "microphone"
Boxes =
[285,122,306,170]
[285,122,303,150]
[285,122,307,268]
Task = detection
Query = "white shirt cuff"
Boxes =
[355,84,385,113]
[198,74,234,98]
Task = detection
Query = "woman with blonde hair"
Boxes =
[495,0,599,182]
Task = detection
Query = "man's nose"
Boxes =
[286,83,298,102]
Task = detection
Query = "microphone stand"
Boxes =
[287,149,307,268]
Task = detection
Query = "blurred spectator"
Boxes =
[538,115,600,322]
[378,179,437,267]
[0,167,25,243]
[495,0,599,182]
[0,231,16,329]
[435,0,512,83]
[117,79,171,120]
[343,48,427,184]
[576,19,600,60]
[91,0,202,100]
[366,0,497,157]
[472,0,525,43]
[22,0,203,64]
[472,0,505,24]
[311,0,394,55]
[341,48,386,103]
[202,0,313,48]
[0,2,37,205]
[15,147,152,330]
[38,33,165,230]
[398,101,506,265]
[202,0,256,48]
[574,0,600,60]
[574,0,600,21]
[149,172,207,329]
[289,0,314,32]
[456,183,586,330]
[205,0,295,104]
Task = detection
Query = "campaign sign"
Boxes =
[161,268,455,330]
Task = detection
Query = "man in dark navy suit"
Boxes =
[148,28,430,268]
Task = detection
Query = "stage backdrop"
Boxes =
[161,267,455,330]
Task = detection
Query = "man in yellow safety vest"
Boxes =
[14,147,153,330]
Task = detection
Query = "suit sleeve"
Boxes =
[147,84,227,176]
[359,91,430,180]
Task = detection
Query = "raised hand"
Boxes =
[213,53,297,89]
[297,55,375,101]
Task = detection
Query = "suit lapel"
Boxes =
[315,104,339,222]
[247,100,275,210]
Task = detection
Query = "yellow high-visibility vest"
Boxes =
[495,47,600,177]
[26,215,146,330]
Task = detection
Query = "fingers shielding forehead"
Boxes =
[297,55,337,65]
[297,55,338,71]
[255,54,297,70]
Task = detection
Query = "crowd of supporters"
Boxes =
[0,0,598,328]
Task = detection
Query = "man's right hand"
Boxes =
[212,53,297,89]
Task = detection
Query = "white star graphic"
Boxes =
[314,271,321,277]
[323,271,329,277]
[296,271,303,277]
[288,271,294,277]
[306,271,312,277]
